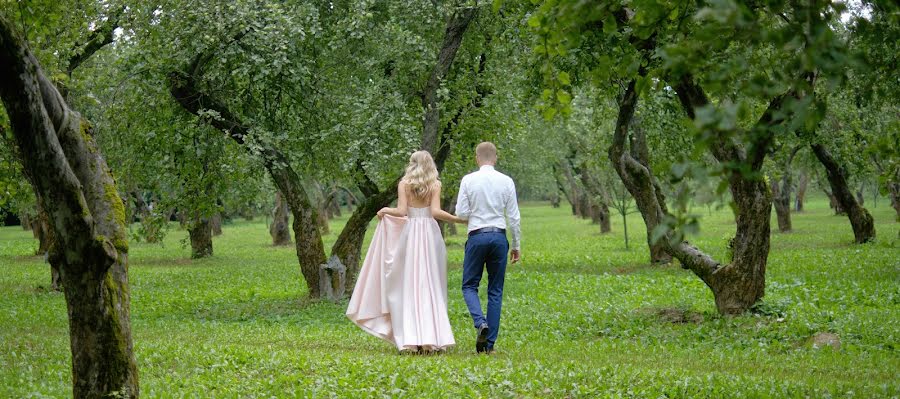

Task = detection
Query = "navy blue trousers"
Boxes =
[461,231,508,349]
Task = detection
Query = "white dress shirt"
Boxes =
[455,165,522,251]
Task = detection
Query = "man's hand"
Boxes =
[510,249,520,264]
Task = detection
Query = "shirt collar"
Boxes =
[479,165,495,171]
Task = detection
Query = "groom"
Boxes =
[454,142,521,354]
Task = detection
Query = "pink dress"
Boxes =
[346,207,455,351]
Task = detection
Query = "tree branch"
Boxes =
[420,7,478,153]
[66,6,125,75]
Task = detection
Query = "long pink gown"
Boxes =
[346,207,455,351]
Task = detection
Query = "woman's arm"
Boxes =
[377,181,409,219]
[429,183,463,223]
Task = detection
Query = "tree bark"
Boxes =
[189,217,213,258]
[811,143,875,243]
[0,16,138,397]
[270,191,292,246]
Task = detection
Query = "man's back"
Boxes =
[456,165,521,252]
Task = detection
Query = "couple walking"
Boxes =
[346,142,521,354]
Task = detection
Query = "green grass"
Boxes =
[1,196,898,398]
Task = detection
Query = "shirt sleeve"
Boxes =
[455,176,471,220]
[505,178,521,251]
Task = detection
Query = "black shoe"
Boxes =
[475,324,489,353]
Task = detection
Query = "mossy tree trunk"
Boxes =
[0,15,139,397]
[270,191,292,246]
[189,217,213,258]
[210,213,223,236]
[811,143,875,243]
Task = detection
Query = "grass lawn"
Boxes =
[1,197,898,398]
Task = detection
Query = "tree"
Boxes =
[270,190,293,246]
[769,145,803,232]
[0,14,139,398]
[531,0,853,314]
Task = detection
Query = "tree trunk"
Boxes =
[671,74,797,314]
[558,159,585,217]
[20,212,31,230]
[329,193,342,218]
[34,199,64,291]
[31,202,56,255]
[550,192,561,208]
[826,189,844,214]
[889,181,900,221]
[34,208,53,255]
[317,211,330,235]
[772,180,792,233]
[795,171,809,212]
[210,213,222,236]
[189,217,213,258]
[1,16,139,397]
[856,182,865,206]
[420,7,478,153]
[270,191,292,246]
[574,162,612,234]
[50,261,63,291]
[438,195,458,237]
[771,146,800,233]
[607,83,672,264]
[811,143,875,243]
[330,181,397,294]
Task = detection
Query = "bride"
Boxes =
[346,150,462,353]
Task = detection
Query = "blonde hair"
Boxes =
[402,150,440,199]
